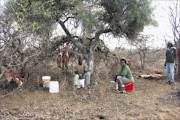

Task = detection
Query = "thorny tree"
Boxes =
[129,35,152,70]
[129,35,162,70]
[3,0,155,79]
[0,5,53,80]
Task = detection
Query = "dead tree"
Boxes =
[168,0,180,76]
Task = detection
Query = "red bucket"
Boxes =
[125,82,134,92]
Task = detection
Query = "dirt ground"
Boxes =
[0,62,180,120]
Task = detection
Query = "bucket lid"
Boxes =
[42,76,51,79]
[50,81,58,84]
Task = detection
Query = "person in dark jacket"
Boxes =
[165,41,176,85]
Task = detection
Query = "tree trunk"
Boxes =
[177,47,180,77]
[142,53,146,70]
[138,52,143,69]
[88,57,93,74]
[87,49,94,73]
[178,59,180,77]
[87,50,96,85]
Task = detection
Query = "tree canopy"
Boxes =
[3,0,155,73]
[7,0,155,38]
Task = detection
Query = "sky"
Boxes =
[0,0,4,6]
[0,0,178,50]
[143,0,175,48]
[103,0,177,50]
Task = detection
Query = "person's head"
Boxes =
[120,58,127,66]
[167,41,173,48]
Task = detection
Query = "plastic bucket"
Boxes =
[42,76,51,88]
[79,79,85,88]
[76,84,81,88]
[76,79,85,88]
[49,81,59,93]
[125,82,134,92]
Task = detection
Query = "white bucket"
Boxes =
[76,84,81,88]
[42,76,51,88]
[49,81,59,93]
[79,79,85,88]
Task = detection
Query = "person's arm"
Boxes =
[84,63,88,72]
[174,48,177,67]
[174,48,177,59]
[74,66,79,74]
[164,60,166,66]
[164,50,167,66]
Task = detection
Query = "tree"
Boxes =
[129,35,162,70]
[0,3,53,80]
[0,7,24,78]
[130,35,151,69]
[168,0,180,76]
[4,0,155,76]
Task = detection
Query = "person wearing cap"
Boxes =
[115,58,134,93]
[165,41,176,85]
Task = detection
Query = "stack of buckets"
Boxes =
[42,76,59,93]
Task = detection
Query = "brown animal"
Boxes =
[5,72,24,87]
[57,43,69,70]
[57,53,63,68]
[62,44,69,65]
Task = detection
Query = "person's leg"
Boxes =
[118,80,122,91]
[166,63,171,82]
[117,76,133,92]
[116,77,127,93]
[83,72,91,86]
[169,63,175,83]
[116,80,118,90]
[117,76,133,84]
[74,74,79,86]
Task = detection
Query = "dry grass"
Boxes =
[0,58,180,120]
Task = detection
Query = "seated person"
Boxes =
[115,58,134,92]
[74,57,91,87]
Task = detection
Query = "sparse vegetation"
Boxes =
[0,0,180,119]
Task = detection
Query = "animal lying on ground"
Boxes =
[139,74,166,80]
[4,72,24,87]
